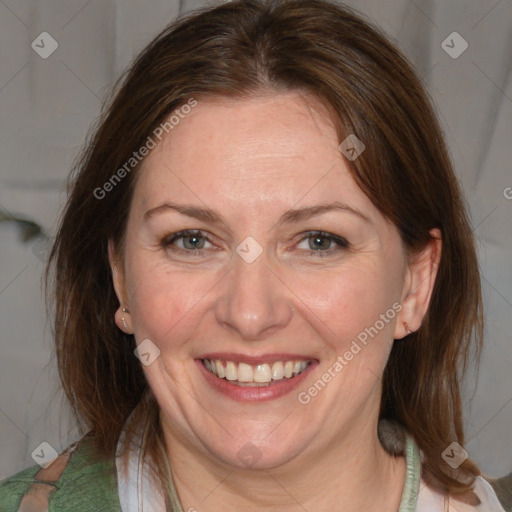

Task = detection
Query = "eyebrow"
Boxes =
[144,200,372,226]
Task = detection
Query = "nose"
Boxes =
[214,247,293,341]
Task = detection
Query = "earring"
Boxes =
[404,322,413,334]
[120,306,131,333]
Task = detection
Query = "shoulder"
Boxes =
[473,476,512,512]
[0,435,122,512]
[449,477,509,512]
[416,475,510,512]
[0,463,39,511]
[395,428,510,512]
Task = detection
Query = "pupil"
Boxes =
[312,235,329,250]
[185,235,203,249]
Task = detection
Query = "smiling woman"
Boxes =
[0,0,508,511]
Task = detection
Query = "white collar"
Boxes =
[114,416,506,512]
[115,417,167,512]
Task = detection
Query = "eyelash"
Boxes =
[161,229,349,258]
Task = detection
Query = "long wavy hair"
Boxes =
[46,0,483,504]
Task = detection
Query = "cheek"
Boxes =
[125,257,217,352]
[293,262,401,353]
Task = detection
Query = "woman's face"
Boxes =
[111,92,432,470]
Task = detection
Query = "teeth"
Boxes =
[271,361,284,380]
[284,361,294,378]
[225,361,237,381]
[238,362,253,382]
[254,363,271,383]
[202,358,311,385]
[215,360,225,379]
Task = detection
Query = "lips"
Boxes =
[195,353,318,401]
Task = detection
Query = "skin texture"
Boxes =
[110,91,441,511]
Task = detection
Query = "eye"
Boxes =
[160,229,349,258]
[161,230,214,254]
[295,231,349,257]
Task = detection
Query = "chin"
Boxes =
[199,424,312,471]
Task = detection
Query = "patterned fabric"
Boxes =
[0,434,121,512]
[16,443,77,512]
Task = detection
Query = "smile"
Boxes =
[196,354,318,401]
[202,359,311,387]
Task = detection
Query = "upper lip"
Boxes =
[196,352,317,365]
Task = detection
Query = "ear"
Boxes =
[108,239,128,308]
[394,228,442,339]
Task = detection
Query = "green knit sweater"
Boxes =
[0,437,121,511]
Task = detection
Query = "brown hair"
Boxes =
[46,0,483,502]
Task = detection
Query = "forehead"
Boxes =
[133,92,380,223]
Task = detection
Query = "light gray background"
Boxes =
[0,0,511,480]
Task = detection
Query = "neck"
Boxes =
[162,416,406,512]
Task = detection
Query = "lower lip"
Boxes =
[195,359,318,401]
